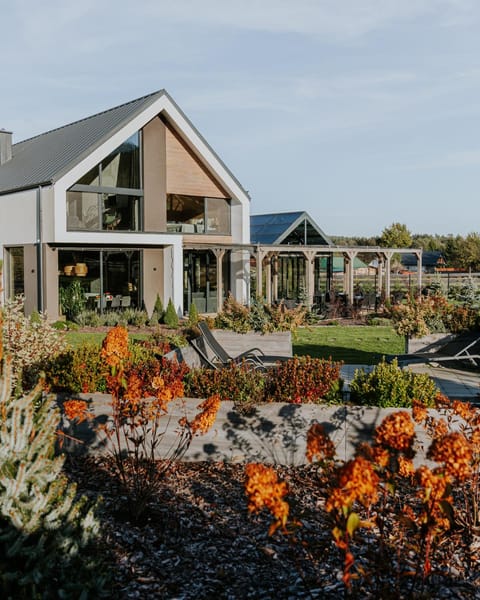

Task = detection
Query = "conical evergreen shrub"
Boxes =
[164,298,179,329]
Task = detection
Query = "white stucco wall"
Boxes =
[0,189,37,245]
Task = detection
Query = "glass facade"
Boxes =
[167,194,230,234]
[67,132,142,232]
[5,246,24,298]
[183,250,230,313]
[58,249,141,312]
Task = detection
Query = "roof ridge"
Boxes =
[15,89,165,146]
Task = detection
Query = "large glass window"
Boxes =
[58,249,141,313]
[167,194,230,234]
[67,132,142,232]
[5,246,24,298]
[67,191,140,231]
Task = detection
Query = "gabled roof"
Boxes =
[250,211,332,245]
[402,251,443,267]
[0,90,249,198]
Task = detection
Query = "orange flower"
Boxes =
[452,400,477,423]
[398,455,415,478]
[416,466,452,531]
[63,399,92,423]
[427,432,473,481]
[412,399,428,424]
[375,411,415,453]
[471,427,480,451]
[189,394,220,434]
[416,465,450,501]
[434,392,451,409]
[100,325,129,368]
[124,372,144,403]
[245,463,289,534]
[325,456,379,512]
[306,423,336,463]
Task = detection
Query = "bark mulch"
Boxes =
[66,456,480,600]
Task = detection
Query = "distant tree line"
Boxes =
[331,223,480,272]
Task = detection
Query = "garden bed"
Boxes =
[66,456,480,599]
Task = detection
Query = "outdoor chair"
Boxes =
[387,332,480,368]
[196,321,290,369]
[189,336,266,370]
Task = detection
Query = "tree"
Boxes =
[379,223,413,248]
[457,233,480,272]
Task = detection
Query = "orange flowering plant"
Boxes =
[244,397,480,596]
[63,325,220,520]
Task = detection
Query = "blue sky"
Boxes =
[2,0,480,237]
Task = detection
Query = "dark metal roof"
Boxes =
[0,90,251,200]
[250,211,332,245]
[402,251,443,267]
[0,90,166,194]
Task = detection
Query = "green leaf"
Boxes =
[347,511,361,537]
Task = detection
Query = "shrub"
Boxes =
[164,298,179,328]
[185,357,343,407]
[153,293,164,317]
[127,308,149,327]
[349,358,439,407]
[185,362,266,409]
[62,326,216,521]
[74,309,102,327]
[266,356,343,404]
[2,296,67,392]
[188,302,199,326]
[214,294,308,333]
[44,342,107,393]
[0,315,106,597]
[59,279,87,321]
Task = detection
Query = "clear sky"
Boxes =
[2,0,480,237]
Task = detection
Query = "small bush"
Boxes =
[349,358,439,408]
[266,356,343,404]
[164,298,179,329]
[214,294,307,333]
[74,309,102,327]
[2,296,67,392]
[153,293,164,317]
[188,302,199,326]
[127,308,149,327]
[44,343,106,393]
[185,362,266,409]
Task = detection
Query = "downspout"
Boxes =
[36,186,44,312]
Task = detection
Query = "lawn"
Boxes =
[65,330,150,348]
[293,325,405,364]
[65,324,405,365]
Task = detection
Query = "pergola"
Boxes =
[184,241,423,309]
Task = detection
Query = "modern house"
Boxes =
[0,90,251,318]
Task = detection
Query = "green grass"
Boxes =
[65,325,405,365]
[293,325,405,364]
[65,331,150,349]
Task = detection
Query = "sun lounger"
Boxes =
[192,322,291,369]
[388,333,480,368]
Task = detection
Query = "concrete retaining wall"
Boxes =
[59,395,470,467]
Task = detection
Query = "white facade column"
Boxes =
[344,250,357,305]
[163,240,184,316]
[211,248,226,311]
